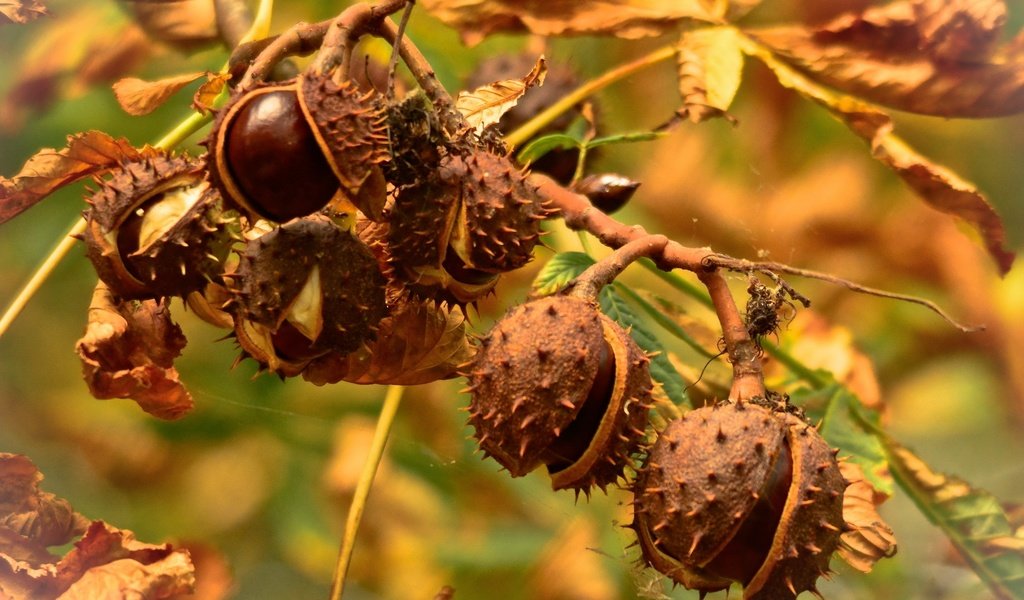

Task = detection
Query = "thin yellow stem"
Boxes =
[504,44,676,148]
[328,385,405,600]
[239,0,274,46]
[0,218,86,337]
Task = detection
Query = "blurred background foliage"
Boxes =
[1,0,1023,598]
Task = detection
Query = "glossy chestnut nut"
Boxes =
[208,73,389,223]
[212,85,338,222]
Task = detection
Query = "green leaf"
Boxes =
[516,130,665,166]
[601,283,690,408]
[516,133,580,165]
[796,382,892,496]
[531,251,595,296]
[879,435,1024,600]
[586,130,667,149]
[612,284,717,359]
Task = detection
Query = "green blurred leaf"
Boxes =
[797,382,892,496]
[531,251,594,296]
[880,436,1024,600]
[516,130,665,166]
[516,133,580,165]
[586,130,666,149]
[602,283,689,408]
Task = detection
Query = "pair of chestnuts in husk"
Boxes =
[633,401,847,599]
[465,298,846,597]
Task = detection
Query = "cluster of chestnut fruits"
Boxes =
[81,67,547,377]
[465,293,849,599]
[78,57,848,597]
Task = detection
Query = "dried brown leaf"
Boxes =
[742,37,1016,274]
[191,72,230,114]
[57,553,194,600]
[113,72,206,116]
[51,522,193,598]
[747,0,1024,118]
[0,458,193,599]
[76,283,194,420]
[676,26,744,123]
[167,542,232,600]
[457,56,547,133]
[124,0,219,50]
[838,462,898,573]
[303,300,472,386]
[0,454,89,563]
[421,0,716,46]
[0,0,46,24]
[0,131,155,224]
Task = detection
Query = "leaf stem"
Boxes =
[328,384,405,600]
[504,44,676,148]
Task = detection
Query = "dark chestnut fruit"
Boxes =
[632,401,847,599]
[464,295,653,493]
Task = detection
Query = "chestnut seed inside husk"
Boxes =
[224,89,338,221]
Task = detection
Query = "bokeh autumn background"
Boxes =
[2,0,1024,598]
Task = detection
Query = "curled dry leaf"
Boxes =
[75,282,194,420]
[741,37,1015,275]
[747,0,1024,118]
[302,300,472,386]
[456,56,547,133]
[676,26,743,123]
[0,454,89,566]
[0,130,155,224]
[191,72,230,114]
[0,456,194,599]
[113,72,207,116]
[0,0,47,24]
[838,461,897,573]
[421,0,716,46]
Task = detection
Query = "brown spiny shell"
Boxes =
[298,72,390,220]
[82,154,232,299]
[229,215,388,363]
[633,402,846,599]
[448,151,548,273]
[361,214,498,307]
[465,295,653,493]
[386,170,459,271]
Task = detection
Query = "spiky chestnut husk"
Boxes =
[448,151,549,273]
[228,215,388,363]
[360,216,499,308]
[82,154,232,299]
[206,74,388,223]
[465,295,653,493]
[632,402,846,599]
